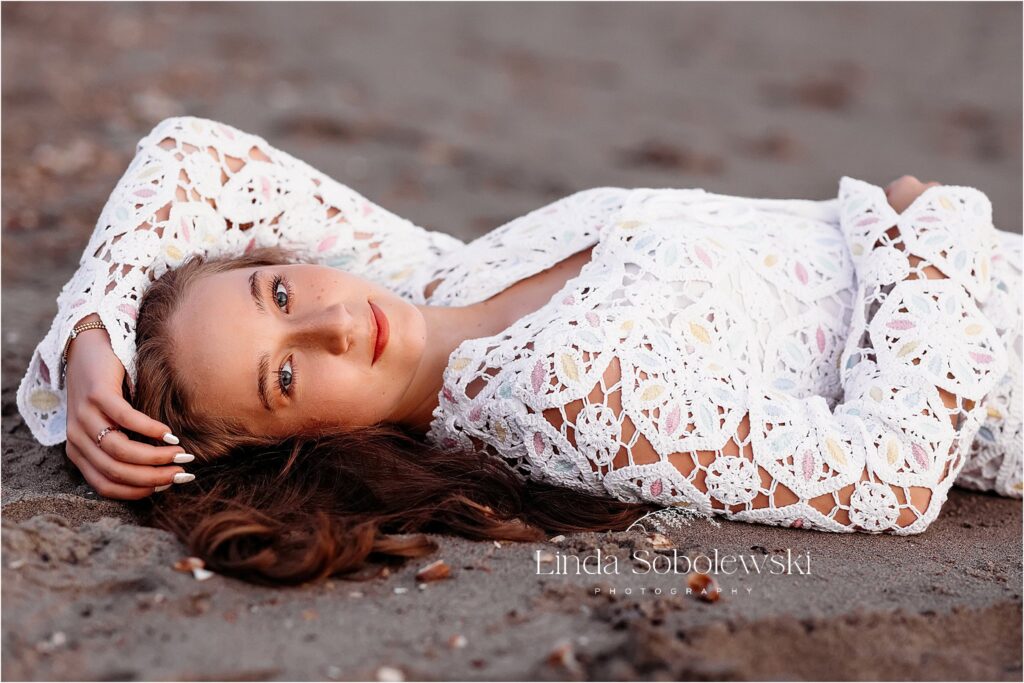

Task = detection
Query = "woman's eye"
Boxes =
[279,359,293,393]
[274,281,289,309]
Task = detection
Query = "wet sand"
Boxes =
[2,3,1021,680]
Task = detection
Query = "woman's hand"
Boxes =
[884,175,941,214]
[63,315,193,500]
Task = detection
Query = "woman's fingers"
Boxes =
[99,430,195,466]
[65,442,158,500]
[69,424,188,489]
[96,392,178,444]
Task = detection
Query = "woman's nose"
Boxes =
[291,304,351,355]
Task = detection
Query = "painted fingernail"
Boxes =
[154,484,171,492]
[172,453,195,464]
[162,433,180,445]
[172,473,195,484]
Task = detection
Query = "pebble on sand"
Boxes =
[376,665,405,682]
[415,559,452,582]
[687,571,721,602]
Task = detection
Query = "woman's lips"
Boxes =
[369,300,389,365]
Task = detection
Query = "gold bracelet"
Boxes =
[61,320,108,373]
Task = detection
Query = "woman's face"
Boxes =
[170,263,427,437]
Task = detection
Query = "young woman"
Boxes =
[19,117,1021,584]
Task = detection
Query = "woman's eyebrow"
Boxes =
[249,270,266,313]
[249,271,273,410]
[257,353,272,411]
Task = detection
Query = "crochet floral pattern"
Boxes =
[17,116,1022,518]
[429,177,1020,533]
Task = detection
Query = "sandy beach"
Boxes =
[2,3,1021,680]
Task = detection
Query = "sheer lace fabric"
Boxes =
[18,117,1022,519]
[958,231,1023,497]
[429,178,1020,531]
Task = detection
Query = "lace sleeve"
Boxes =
[539,177,1007,533]
[957,229,1023,497]
[17,116,464,446]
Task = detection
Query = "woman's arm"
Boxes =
[17,116,464,495]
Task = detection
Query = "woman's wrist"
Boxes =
[61,314,110,379]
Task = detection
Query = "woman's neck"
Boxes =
[391,243,597,435]
[390,302,504,436]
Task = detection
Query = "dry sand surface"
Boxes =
[2,3,1022,681]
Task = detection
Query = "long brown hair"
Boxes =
[132,248,656,585]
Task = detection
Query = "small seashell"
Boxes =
[192,567,214,581]
[173,556,205,573]
[393,587,409,595]
[349,591,364,599]
[376,666,405,682]
[546,641,580,672]
[36,631,68,653]
[548,535,566,543]
[448,634,468,649]
[686,572,720,602]
[415,560,452,583]
[648,532,673,549]
[493,541,503,549]
[8,559,26,570]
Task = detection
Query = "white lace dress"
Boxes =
[18,117,1023,535]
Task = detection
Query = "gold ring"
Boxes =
[96,426,119,446]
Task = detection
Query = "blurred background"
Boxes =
[2,3,1022,681]
[3,3,1022,380]
[3,2,1022,382]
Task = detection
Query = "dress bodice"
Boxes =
[425,187,858,490]
[425,183,1023,506]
